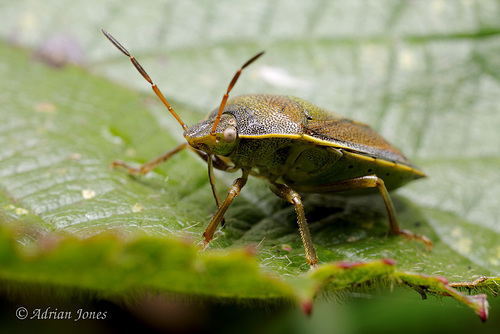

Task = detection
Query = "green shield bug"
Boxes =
[102,29,432,267]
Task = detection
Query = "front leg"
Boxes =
[111,143,237,175]
[111,143,188,175]
[200,169,250,250]
[113,143,237,226]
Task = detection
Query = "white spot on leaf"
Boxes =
[132,203,144,212]
[398,49,417,70]
[457,237,472,254]
[82,189,96,200]
[15,208,29,216]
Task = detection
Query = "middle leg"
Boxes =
[294,175,432,250]
[269,182,318,267]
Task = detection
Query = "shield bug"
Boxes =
[102,29,432,267]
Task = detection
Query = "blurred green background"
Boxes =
[1,285,499,333]
[1,0,499,332]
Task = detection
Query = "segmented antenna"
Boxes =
[101,29,188,131]
[209,51,264,142]
[102,29,263,142]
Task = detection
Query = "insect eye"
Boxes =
[223,126,237,143]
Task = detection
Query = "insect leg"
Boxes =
[191,151,239,226]
[295,175,432,251]
[200,170,250,250]
[190,150,238,172]
[207,154,225,227]
[111,143,238,175]
[269,182,318,267]
[373,177,432,251]
[111,143,188,175]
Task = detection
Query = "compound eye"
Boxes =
[223,126,237,143]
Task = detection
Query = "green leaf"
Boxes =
[1,0,499,321]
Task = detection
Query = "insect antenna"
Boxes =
[101,29,188,131]
[209,51,264,142]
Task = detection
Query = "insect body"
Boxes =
[102,29,431,267]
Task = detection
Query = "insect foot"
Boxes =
[397,229,433,251]
[198,239,209,251]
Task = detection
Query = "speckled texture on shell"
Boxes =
[195,94,410,165]
[184,94,424,191]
